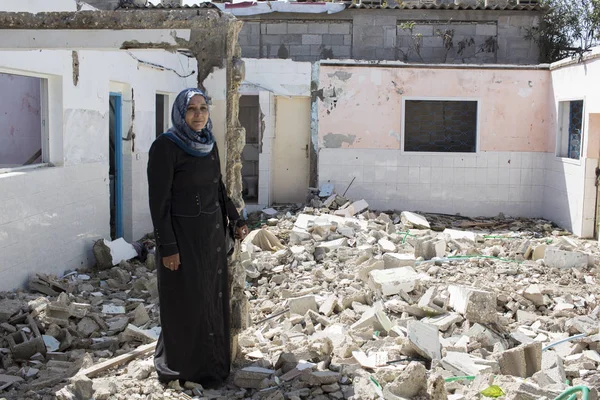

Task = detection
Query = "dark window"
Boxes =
[404,100,477,153]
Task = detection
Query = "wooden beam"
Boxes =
[77,342,156,378]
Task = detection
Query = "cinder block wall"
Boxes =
[238,9,541,64]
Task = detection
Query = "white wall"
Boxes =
[240,59,312,210]
[545,50,600,237]
[0,0,77,12]
[0,46,198,290]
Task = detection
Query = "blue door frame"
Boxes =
[110,92,123,239]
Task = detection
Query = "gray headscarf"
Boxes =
[162,88,215,157]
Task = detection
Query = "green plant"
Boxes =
[525,0,600,62]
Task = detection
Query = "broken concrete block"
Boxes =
[517,310,538,324]
[544,246,590,269]
[422,313,464,331]
[0,299,23,322]
[441,351,500,376]
[358,260,384,282]
[77,317,100,338]
[93,238,137,269]
[377,238,396,253]
[288,295,318,316]
[8,315,46,360]
[417,287,445,316]
[401,211,430,229]
[443,229,476,242]
[133,304,150,326]
[315,238,348,253]
[407,320,441,360]
[334,200,369,217]
[368,266,418,296]
[428,374,449,400]
[382,253,416,269]
[523,284,547,306]
[448,285,497,324]
[122,324,159,343]
[351,302,392,334]
[493,342,542,378]
[383,362,427,398]
[69,374,95,400]
[415,236,446,260]
[538,351,566,386]
[301,370,340,386]
[319,296,338,317]
[564,315,600,335]
[234,367,274,389]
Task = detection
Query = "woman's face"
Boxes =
[185,95,209,131]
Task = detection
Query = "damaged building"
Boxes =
[0,0,244,289]
[0,1,600,400]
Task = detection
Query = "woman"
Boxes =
[147,87,248,386]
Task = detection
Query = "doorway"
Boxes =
[109,93,123,239]
[273,96,310,204]
[239,95,260,204]
[155,93,169,138]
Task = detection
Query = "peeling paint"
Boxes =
[72,51,79,86]
[388,131,401,142]
[328,71,352,82]
[323,133,356,148]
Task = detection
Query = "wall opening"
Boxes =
[557,99,584,160]
[0,72,48,169]
[155,93,170,138]
[239,95,260,204]
[403,99,478,153]
[109,93,123,240]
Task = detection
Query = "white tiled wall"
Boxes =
[543,154,597,237]
[0,163,109,290]
[319,149,547,218]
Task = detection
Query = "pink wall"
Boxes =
[318,66,551,152]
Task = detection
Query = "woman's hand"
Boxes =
[163,254,181,271]
[236,225,249,240]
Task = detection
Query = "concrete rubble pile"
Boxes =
[1,195,600,399]
[225,202,600,400]
[0,238,162,400]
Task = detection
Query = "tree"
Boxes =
[526,0,600,63]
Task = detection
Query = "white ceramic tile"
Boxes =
[408,167,420,184]
[419,167,431,184]
[487,153,499,168]
[397,167,409,183]
[509,169,521,185]
[521,153,533,169]
[509,152,522,169]
[476,154,488,168]
[486,168,499,185]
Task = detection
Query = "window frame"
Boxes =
[400,96,481,155]
[555,98,585,164]
[0,69,50,175]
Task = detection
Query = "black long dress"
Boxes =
[147,135,239,385]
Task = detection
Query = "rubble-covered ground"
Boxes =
[1,195,600,400]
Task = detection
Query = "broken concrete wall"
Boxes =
[0,47,198,290]
[239,58,312,208]
[237,8,541,64]
[317,62,551,217]
[545,49,600,237]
